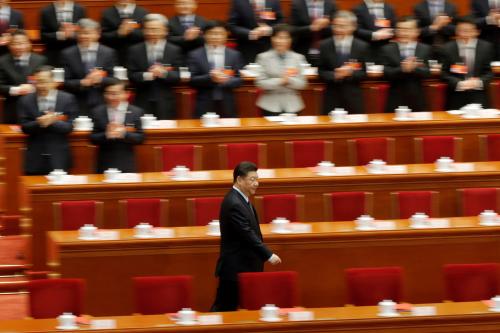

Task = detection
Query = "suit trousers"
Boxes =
[210,278,239,312]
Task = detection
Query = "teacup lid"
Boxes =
[437,156,453,162]
[179,307,194,313]
[369,159,386,165]
[481,210,497,216]
[208,219,220,225]
[357,214,373,221]
[379,299,395,305]
[59,312,75,318]
[262,304,277,309]
[318,160,334,166]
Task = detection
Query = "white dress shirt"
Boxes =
[116,3,136,18]
[55,1,74,23]
[206,45,226,69]
[232,185,249,203]
[334,36,353,56]
[79,42,99,68]
[107,102,128,125]
[38,89,58,113]
[0,6,11,23]
[398,41,417,58]
[365,0,385,19]
[146,40,166,64]
[307,0,324,19]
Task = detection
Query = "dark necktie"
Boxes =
[181,17,193,29]
[14,58,24,74]
[337,42,349,64]
[84,50,95,73]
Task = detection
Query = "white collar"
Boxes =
[55,1,74,11]
[206,45,225,53]
[38,89,57,102]
[458,39,478,49]
[147,39,166,49]
[116,3,136,14]
[79,42,99,52]
[109,101,128,112]
[232,185,249,203]
[334,35,353,45]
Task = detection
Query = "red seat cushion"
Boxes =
[421,136,456,163]
[225,143,261,169]
[290,141,327,168]
[461,188,498,216]
[125,199,163,228]
[60,201,97,231]
[346,267,403,306]
[444,263,500,301]
[261,194,298,224]
[328,192,367,221]
[192,197,223,226]
[395,191,434,218]
[354,138,389,166]
[160,145,196,171]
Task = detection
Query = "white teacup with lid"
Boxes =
[260,304,280,321]
[271,217,290,233]
[378,300,398,317]
[317,161,335,175]
[73,116,93,130]
[409,212,429,229]
[201,112,220,127]
[57,312,77,330]
[48,169,67,183]
[367,159,386,173]
[329,108,348,122]
[134,222,153,238]
[52,68,65,83]
[207,220,220,236]
[177,308,197,324]
[479,210,499,226]
[281,112,297,123]
[140,114,156,129]
[490,295,500,312]
[79,224,98,239]
[113,66,128,80]
[172,165,190,179]
[395,106,411,119]
[355,214,375,230]
[104,168,121,181]
[435,157,454,171]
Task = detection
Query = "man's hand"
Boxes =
[334,65,353,80]
[149,64,167,78]
[18,84,34,95]
[210,69,230,84]
[372,28,393,41]
[430,15,451,31]
[401,57,418,73]
[60,22,77,39]
[118,19,136,36]
[36,112,58,127]
[310,17,330,32]
[184,27,201,40]
[106,123,126,139]
[268,253,282,265]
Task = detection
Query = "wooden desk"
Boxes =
[5,111,500,214]
[2,302,500,332]
[21,162,500,270]
[47,217,500,315]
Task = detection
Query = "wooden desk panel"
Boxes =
[21,162,500,270]
[47,219,500,315]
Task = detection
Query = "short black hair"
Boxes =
[271,24,292,37]
[397,15,418,25]
[10,29,29,39]
[203,20,227,33]
[455,15,478,28]
[103,77,127,90]
[233,161,258,183]
[34,65,54,76]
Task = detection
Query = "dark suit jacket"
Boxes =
[289,0,337,57]
[0,8,24,56]
[382,42,432,112]
[472,0,500,60]
[17,91,77,175]
[188,46,244,118]
[318,37,368,114]
[127,41,182,119]
[40,3,86,66]
[352,2,396,61]
[215,188,273,281]
[228,0,284,64]
[89,104,144,173]
[61,44,118,116]
[414,1,457,48]
[168,15,208,55]
[441,39,494,109]
[0,53,46,124]
[100,5,148,65]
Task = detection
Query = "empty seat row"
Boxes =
[27,263,500,318]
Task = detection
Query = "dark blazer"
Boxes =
[89,104,144,173]
[289,0,337,57]
[0,53,46,124]
[382,42,432,112]
[168,15,208,55]
[0,8,24,56]
[100,5,149,65]
[414,0,457,48]
[228,0,284,64]
[61,44,118,116]
[441,39,495,110]
[188,46,244,118]
[352,2,396,61]
[40,2,86,66]
[127,41,182,119]
[318,37,368,114]
[472,0,500,60]
[215,188,273,281]
[17,91,77,175]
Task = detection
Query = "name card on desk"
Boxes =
[288,223,312,233]
[373,221,397,230]
[47,175,88,185]
[189,171,211,180]
[95,230,120,240]
[333,114,369,123]
[288,311,314,321]
[428,218,450,228]
[102,173,142,183]
[198,314,223,325]
[411,306,436,316]
[90,319,117,329]
[217,118,241,127]
[153,228,175,238]
[331,167,356,175]
[155,120,178,129]
[452,163,475,172]
[384,165,408,174]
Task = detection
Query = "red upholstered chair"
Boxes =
[53,201,103,230]
[458,188,500,216]
[390,191,439,219]
[27,278,85,319]
[284,140,333,168]
[119,198,169,228]
[323,192,374,221]
[154,144,202,171]
[414,136,463,163]
[348,137,395,166]
[133,275,193,314]
[239,271,299,310]
[479,134,500,161]
[187,197,224,226]
[345,266,404,306]
[219,143,267,169]
[424,81,447,111]
[444,263,500,301]
[254,194,305,224]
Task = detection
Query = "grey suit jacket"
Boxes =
[255,50,307,113]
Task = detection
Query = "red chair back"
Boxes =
[351,138,392,166]
[133,275,193,314]
[123,198,166,228]
[418,136,458,163]
[325,192,372,221]
[392,191,437,218]
[221,143,266,169]
[57,201,99,230]
[444,263,500,301]
[188,197,223,226]
[485,134,500,161]
[158,145,200,171]
[239,271,299,310]
[460,188,499,216]
[258,194,301,224]
[28,278,85,319]
[286,140,332,168]
[345,267,403,306]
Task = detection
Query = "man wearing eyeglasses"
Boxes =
[211,161,282,312]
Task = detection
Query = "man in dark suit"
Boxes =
[441,16,494,110]
[471,0,500,60]
[0,0,24,56]
[168,0,208,55]
[0,30,46,124]
[90,78,144,173]
[289,0,337,66]
[61,19,118,116]
[40,0,86,66]
[413,0,457,51]
[228,0,284,64]
[211,161,282,312]
[188,21,244,118]
[100,0,148,65]
[17,66,77,175]
[382,16,432,112]
[319,10,368,114]
[127,13,182,120]
[352,0,396,62]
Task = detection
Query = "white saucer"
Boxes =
[74,127,93,131]
[176,320,198,325]
[206,232,221,237]
[378,312,400,317]
[317,172,336,176]
[133,234,155,239]
[393,117,412,121]
[409,224,428,229]
[56,325,79,330]
[489,307,500,312]
[435,168,454,172]
[281,121,299,125]
[77,237,99,241]
[480,222,500,227]
[355,226,376,231]
[272,229,292,234]
[260,317,283,322]
[461,114,482,119]
[171,177,192,181]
